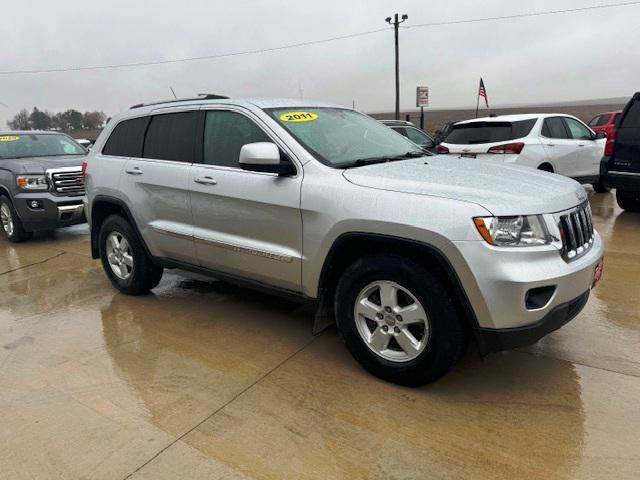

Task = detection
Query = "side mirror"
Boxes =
[239,142,296,176]
[595,131,607,140]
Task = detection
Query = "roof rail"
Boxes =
[130,93,229,109]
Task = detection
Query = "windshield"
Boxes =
[0,133,86,159]
[267,107,423,168]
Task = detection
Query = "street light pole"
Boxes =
[386,13,408,120]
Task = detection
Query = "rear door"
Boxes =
[611,94,640,174]
[563,117,603,179]
[540,117,575,175]
[120,109,197,263]
[189,107,303,292]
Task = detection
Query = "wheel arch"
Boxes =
[90,195,150,260]
[537,162,555,173]
[313,232,480,337]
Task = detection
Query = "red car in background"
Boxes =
[589,111,622,156]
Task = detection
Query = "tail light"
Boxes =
[81,160,87,181]
[487,142,525,154]
[436,145,450,154]
[605,138,615,156]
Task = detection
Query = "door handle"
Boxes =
[578,144,585,147]
[125,167,143,175]
[194,176,217,185]
[547,143,555,147]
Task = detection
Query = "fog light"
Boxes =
[28,200,43,209]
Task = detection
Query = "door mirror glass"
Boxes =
[239,142,295,176]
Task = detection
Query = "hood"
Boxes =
[1,155,86,174]
[342,156,586,216]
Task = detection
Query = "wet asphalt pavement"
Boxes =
[0,190,638,479]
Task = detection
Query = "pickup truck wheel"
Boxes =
[99,214,163,294]
[335,254,465,387]
[592,180,611,194]
[0,197,32,243]
[616,190,640,212]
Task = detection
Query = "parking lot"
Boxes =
[0,189,636,479]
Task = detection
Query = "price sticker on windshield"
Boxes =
[279,112,318,123]
[0,135,20,142]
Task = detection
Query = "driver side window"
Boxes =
[564,118,593,141]
[203,110,271,167]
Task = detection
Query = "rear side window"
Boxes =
[143,111,199,162]
[588,114,611,127]
[102,117,148,157]
[445,119,536,144]
[542,117,570,139]
[620,100,640,128]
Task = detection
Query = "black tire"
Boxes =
[592,180,611,194]
[616,189,640,212]
[99,214,163,294]
[0,196,33,243]
[335,254,466,387]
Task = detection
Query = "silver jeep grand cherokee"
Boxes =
[84,97,604,386]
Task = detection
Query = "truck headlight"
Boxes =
[473,215,550,246]
[16,175,48,191]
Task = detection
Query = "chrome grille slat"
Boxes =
[49,169,85,196]
[558,202,594,261]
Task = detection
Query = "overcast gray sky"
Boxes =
[1,0,639,127]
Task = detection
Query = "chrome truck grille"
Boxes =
[48,168,85,197]
[558,202,594,261]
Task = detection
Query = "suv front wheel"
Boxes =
[99,214,163,294]
[0,196,32,243]
[335,254,466,387]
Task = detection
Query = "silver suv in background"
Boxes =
[84,97,604,386]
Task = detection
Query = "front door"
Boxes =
[189,108,303,292]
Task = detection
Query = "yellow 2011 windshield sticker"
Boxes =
[0,135,20,142]
[279,112,318,123]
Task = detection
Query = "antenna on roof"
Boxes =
[169,87,177,99]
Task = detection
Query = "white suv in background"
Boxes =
[438,114,609,192]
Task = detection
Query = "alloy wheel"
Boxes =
[0,203,14,237]
[354,280,430,362]
[105,231,134,280]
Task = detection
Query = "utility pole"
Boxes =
[386,13,408,120]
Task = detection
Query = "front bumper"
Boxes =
[13,192,85,232]
[453,231,603,353]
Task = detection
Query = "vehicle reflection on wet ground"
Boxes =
[1,190,638,479]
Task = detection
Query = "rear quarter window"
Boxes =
[102,117,148,157]
[620,101,640,128]
[444,119,536,144]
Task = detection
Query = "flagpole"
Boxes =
[475,92,480,119]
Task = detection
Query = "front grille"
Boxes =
[558,202,594,261]
[50,169,85,196]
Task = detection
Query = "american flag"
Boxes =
[479,78,489,107]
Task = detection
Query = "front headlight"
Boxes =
[16,175,48,191]
[473,215,550,246]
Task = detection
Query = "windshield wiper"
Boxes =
[346,151,424,168]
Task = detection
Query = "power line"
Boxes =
[0,1,638,76]
[404,1,640,29]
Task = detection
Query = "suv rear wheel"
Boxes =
[335,254,466,387]
[592,180,611,194]
[0,196,32,243]
[99,214,163,294]
[616,189,640,212]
